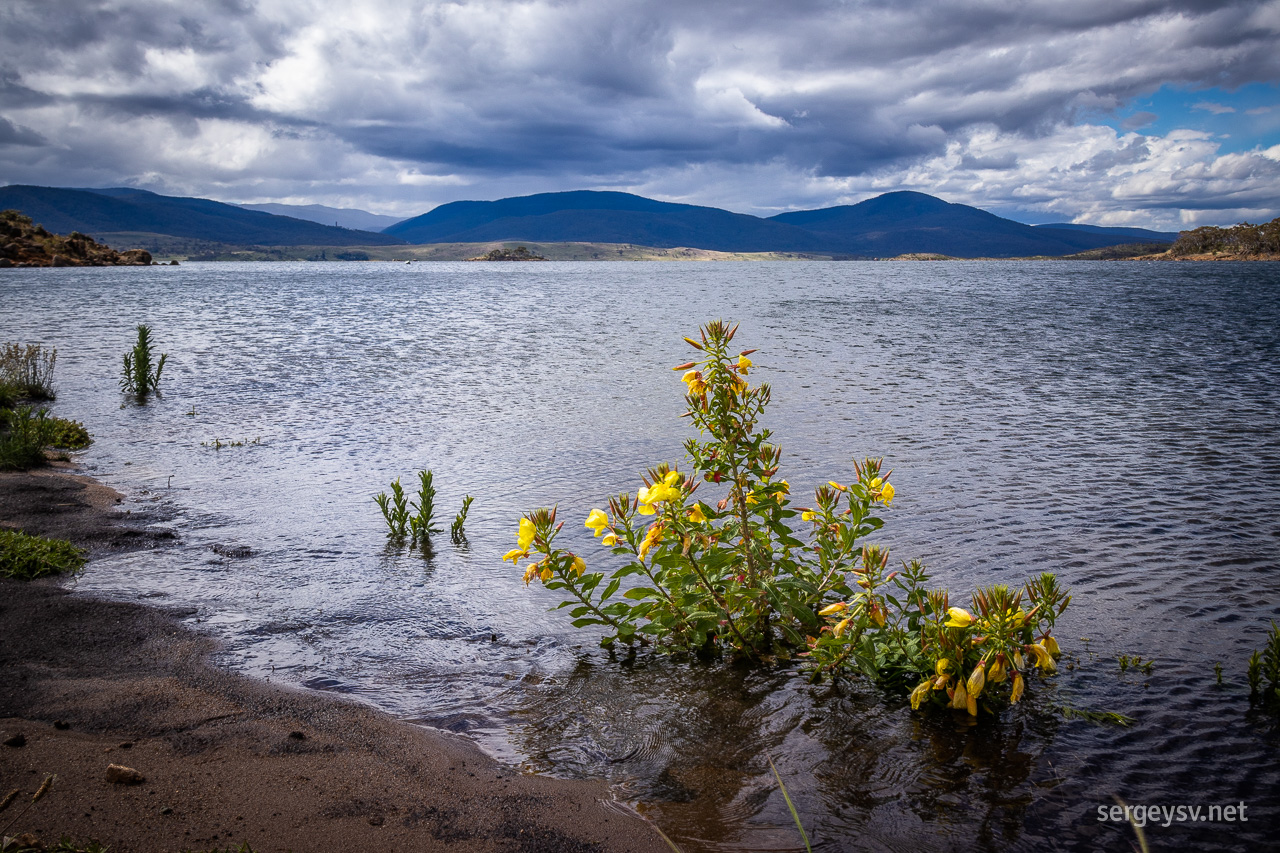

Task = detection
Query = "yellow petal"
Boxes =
[572,556,586,577]
[503,548,528,564]
[950,682,968,710]
[819,602,848,616]
[945,607,974,628]
[664,470,681,487]
[517,517,536,551]
[881,482,895,504]
[636,503,655,516]
[967,664,986,697]
[910,681,931,710]
[601,533,618,546]
[801,510,815,521]
[687,504,707,523]
[584,508,609,535]
[1010,672,1025,704]
[834,617,851,638]
[935,658,953,676]
[966,693,978,716]
[1043,636,1061,658]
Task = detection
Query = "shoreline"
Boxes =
[0,467,668,853]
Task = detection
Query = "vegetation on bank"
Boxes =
[0,529,86,580]
[1170,216,1280,257]
[468,245,547,261]
[0,210,154,268]
[1,343,92,470]
[506,322,1070,717]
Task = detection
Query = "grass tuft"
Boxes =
[0,530,86,580]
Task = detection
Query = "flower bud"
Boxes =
[967,663,986,697]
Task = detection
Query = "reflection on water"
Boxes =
[4,260,1278,850]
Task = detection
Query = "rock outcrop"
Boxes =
[0,209,153,267]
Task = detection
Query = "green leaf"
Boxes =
[624,587,659,600]
[601,578,622,600]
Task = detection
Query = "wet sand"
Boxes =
[0,468,668,852]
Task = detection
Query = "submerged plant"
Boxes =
[375,478,411,540]
[506,321,1071,716]
[1250,622,1280,706]
[120,325,168,401]
[409,469,441,544]
[451,495,474,544]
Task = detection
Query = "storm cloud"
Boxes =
[1,0,1277,227]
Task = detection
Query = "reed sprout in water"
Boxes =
[451,495,474,543]
[120,325,167,401]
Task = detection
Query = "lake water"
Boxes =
[4,260,1278,851]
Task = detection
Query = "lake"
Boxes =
[4,260,1278,850]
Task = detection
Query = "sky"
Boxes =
[1,0,1278,230]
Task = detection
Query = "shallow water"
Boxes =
[3,260,1278,850]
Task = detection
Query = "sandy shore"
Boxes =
[0,468,669,853]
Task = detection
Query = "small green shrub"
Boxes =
[0,530,86,580]
[0,343,57,401]
[376,478,412,540]
[120,325,168,401]
[44,416,92,450]
[507,321,1070,717]
[0,406,52,470]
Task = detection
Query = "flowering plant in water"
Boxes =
[506,321,1070,715]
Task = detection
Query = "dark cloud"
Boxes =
[0,116,45,146]
[0,0,1276,227]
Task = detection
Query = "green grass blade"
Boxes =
[769,757,812,853]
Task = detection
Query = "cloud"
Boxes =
[1121,111,1159,131]
[1194,101,1237,114]
[0,116,45,146]
[0,0,1277,227]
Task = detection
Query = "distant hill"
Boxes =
[767,192,1160,257]
[1034,222,1180,242]
[383,191,830,253]
[0,186,405,247]
[237,202,404,232]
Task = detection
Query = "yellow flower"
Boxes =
[517,517,535,551]
[1028,643,1057,673]
[601,533,618,547]
[819,602,848,616]
[1014,649,1025,670]
[522,564,539,585]
[910,681,931,710]
[870,477,883,488]
[833,617,851,638]
[736,354,752,374]
[503,548,529,565]
[540,566,554,582]
[950,682,968,710]
[687,504,707,523]
[584,509,609,536]
[801,510,816,522]
[966,693,978,716]
[967,663,986,698]
[1043,636,1061,658]
[638,524,664,559]
[935,658,953,676]
[987,659,1007,683]
[881,482,895,504]
[681,369,706,395]
[1010,671,1025,704]
[572,555,586,577]
[663,470,681,487]
[945,607,974,628]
